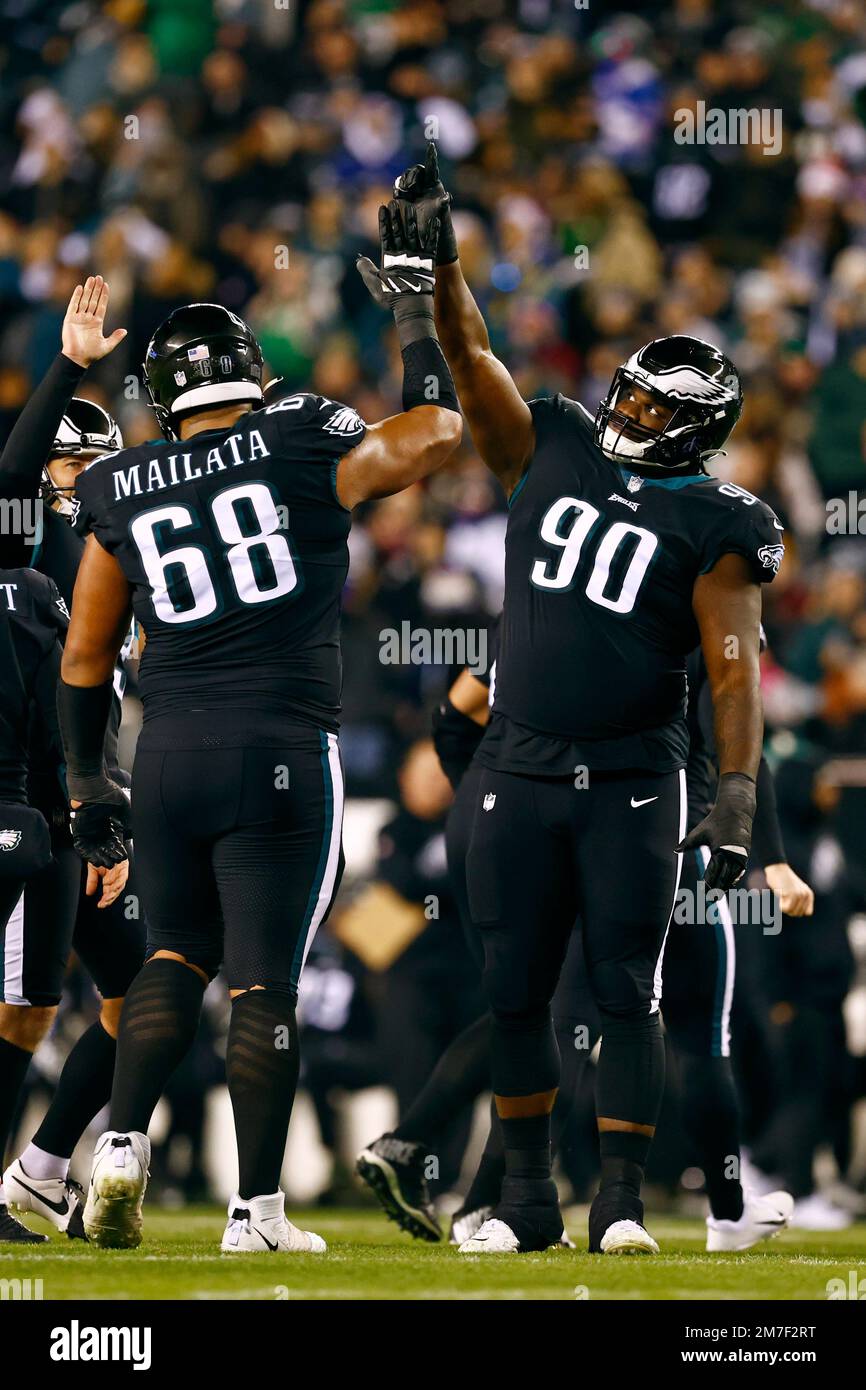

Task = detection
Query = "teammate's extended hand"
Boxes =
[394,141,458,265]
[356,201,438,310]
[678,771,757,892]
[86,858,129,909]
[62,275,127,368]
[764,862,814,916]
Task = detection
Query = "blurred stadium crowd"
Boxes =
[2,0,866,1222]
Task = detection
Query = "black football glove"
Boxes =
[679,771,757,891]
[394,140,458,265]
[356,200,438,311]
[69,782,131,869]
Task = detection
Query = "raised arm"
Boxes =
[337,199,462,508]
[0,277,125,494]
[681,551,764,889]
[434,263,534,495]
[394,142,534,496]
[336,406,461,507]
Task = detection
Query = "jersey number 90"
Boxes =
[531,496,658,614]
[130,482,298,624]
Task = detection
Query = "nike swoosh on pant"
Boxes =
[630,796,659,808]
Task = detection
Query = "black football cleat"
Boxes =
[0,1203,49,1244]
[356,1135,442,1242]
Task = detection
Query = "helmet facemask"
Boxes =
[596,370,707,468]
[594,337,743,471]
[42,455,99,521]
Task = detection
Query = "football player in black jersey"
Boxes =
[360,629,807,1253]
[393,144,785,1254]
[57,208,464,1253]
[0,281,145,1240]
[0,570,126,1243]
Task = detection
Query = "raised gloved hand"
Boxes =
[393,140,458,265]
[678,771,756,891]
[356,200,439,312]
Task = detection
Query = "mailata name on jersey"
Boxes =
[108,429,272,502]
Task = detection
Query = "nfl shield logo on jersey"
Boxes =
[0,829,22,851]
[482,792,496,811]
[626,473,643,493]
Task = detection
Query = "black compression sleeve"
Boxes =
[750,755,786,868]
[56,678,114,799]
[401,336,460,414]
[0,353,85,488]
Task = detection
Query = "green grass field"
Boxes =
[2,1207,865,1300]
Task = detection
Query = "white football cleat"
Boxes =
[459,1217,521,1254]
[84,1130,150,1249]
[220,1191,326,1254]
[3,1159,85,1236]
[598,1219,659,1255]
[706,1190,793,1252]
[449,1205,493,1246]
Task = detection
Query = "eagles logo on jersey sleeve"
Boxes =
[697,481,785,585]
[262,392,366,456]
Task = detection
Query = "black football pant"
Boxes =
[466,765,686,1125]
[132,712,345,994]
[391,764,602,1188]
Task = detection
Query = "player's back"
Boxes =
[76,393,365,731]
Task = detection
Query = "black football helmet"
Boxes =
[43,398,122,521]
[594,335,743,470]
[143,303,264,440]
